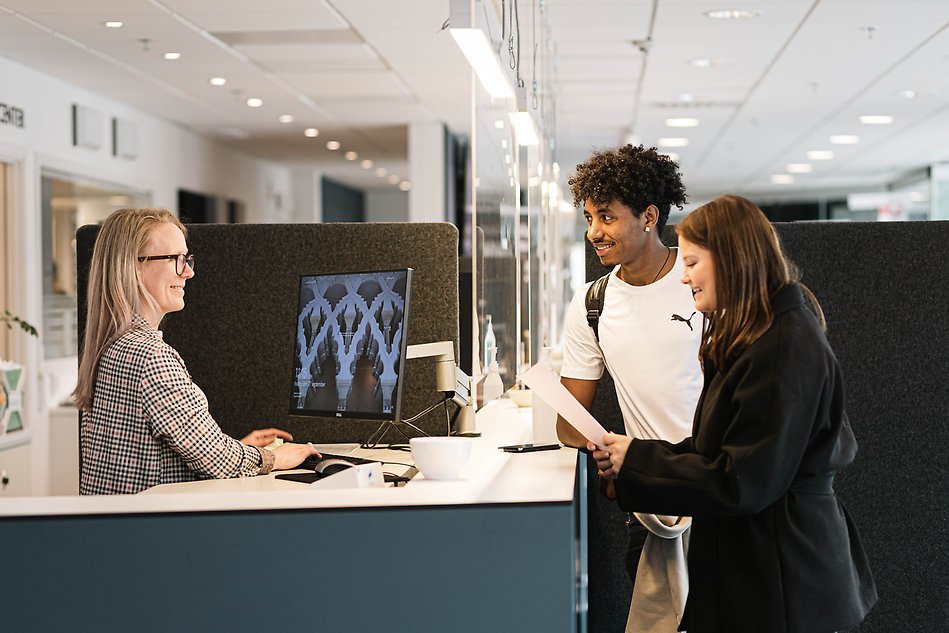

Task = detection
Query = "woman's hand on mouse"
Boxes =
[241,428,294,447]
[272,443,321,471]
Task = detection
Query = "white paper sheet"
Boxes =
[519,362,609,449]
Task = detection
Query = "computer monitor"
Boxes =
[290,268,413,421]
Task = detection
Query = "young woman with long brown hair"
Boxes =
[74,208,317,494]
[592,195,877,632]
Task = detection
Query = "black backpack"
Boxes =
[584,273,610,343]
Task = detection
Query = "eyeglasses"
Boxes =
[137,253,195,275]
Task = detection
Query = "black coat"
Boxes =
[615,284,877,633]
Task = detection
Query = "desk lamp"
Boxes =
[405,341,477,436]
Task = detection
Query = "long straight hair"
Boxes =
[73,209,187,411]
[676,195,824,369]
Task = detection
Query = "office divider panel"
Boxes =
[77,222,460,444]
[583,221,949,633]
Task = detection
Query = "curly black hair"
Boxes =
[568,144,687,234]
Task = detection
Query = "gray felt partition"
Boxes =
[77,222,460,444]
[584,221,949,633]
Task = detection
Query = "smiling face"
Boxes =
[139,222,193,326]
[679,236,717,312]
[583,198,650,267]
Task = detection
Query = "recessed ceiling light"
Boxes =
[375,167,387,177]
[278,114,294,124]
[245,98,263,108]
[326,140,341,150]
[344,151,358,161]
[399,181,411,191]
[103,21,123,28]
[677,93,696,103]
[830,135,860,144]
[303,128,319,138]
[360,159,373,169]
[209,77,227,86]
[387,174,399,184]
[163,52,181,61]
[494,120,505,129]
[688,58,714,68]
[658,137,689,147]
[770,174,794,185]
[704,9,762,19]
[786,163,813,174]
[859,114,893,125]
[806,150,834,160]
[665,118,699,128]
[660,152,680,162]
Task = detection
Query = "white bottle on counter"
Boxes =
[483,315,496,374]
[482,346,504,403]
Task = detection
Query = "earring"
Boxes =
[645,227,651,232]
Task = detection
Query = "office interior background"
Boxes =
[1,0,948,496]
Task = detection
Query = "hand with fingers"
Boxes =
[241,428,294,447]
[589,432,632,480]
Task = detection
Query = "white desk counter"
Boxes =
[0,398,587,633]
[0,398,577,516]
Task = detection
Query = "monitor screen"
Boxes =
[290,268,413,421]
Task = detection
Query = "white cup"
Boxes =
[532,393,559,444]
[409,437,473,480]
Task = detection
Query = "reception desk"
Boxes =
[0,400,587,633]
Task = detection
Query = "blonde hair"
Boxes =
[676,195,824,369]
[73,208,187,411]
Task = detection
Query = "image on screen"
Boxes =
[290,268,412,421]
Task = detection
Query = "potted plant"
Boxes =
[2,310,38,338]
[0,310,38,436]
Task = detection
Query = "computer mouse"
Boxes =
[315,458,355,476]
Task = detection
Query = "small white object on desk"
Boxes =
[308,462,385,490]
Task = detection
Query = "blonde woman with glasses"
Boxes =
[74,208,317,494]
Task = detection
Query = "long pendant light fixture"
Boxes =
[449,0,515,100]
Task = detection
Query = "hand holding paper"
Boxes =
[519,362,609,449]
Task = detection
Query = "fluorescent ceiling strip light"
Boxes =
[658,137,689,148]
[786,163,812,173]
[450,28,514,99]
[830,135,860,145]
[858,114,893,125]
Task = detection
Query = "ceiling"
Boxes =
[2,0,949,202]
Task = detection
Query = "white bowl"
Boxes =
[409,437,473,480]
[507,388,533,407]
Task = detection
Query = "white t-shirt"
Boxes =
[560,248,703,443]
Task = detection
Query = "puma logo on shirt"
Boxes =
[671,312,697,331]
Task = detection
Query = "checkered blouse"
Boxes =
[80,316,274,495]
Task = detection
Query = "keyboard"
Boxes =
[298,452,376,471]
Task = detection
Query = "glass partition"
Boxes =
[465,0,570,401]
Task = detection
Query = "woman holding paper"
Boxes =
[592,195,877,633]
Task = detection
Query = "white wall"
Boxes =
[0,55,303,495]
[366,189,409,222]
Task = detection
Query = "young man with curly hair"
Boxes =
[557,145,704,631]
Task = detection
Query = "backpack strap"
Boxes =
[585,273,610,343]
